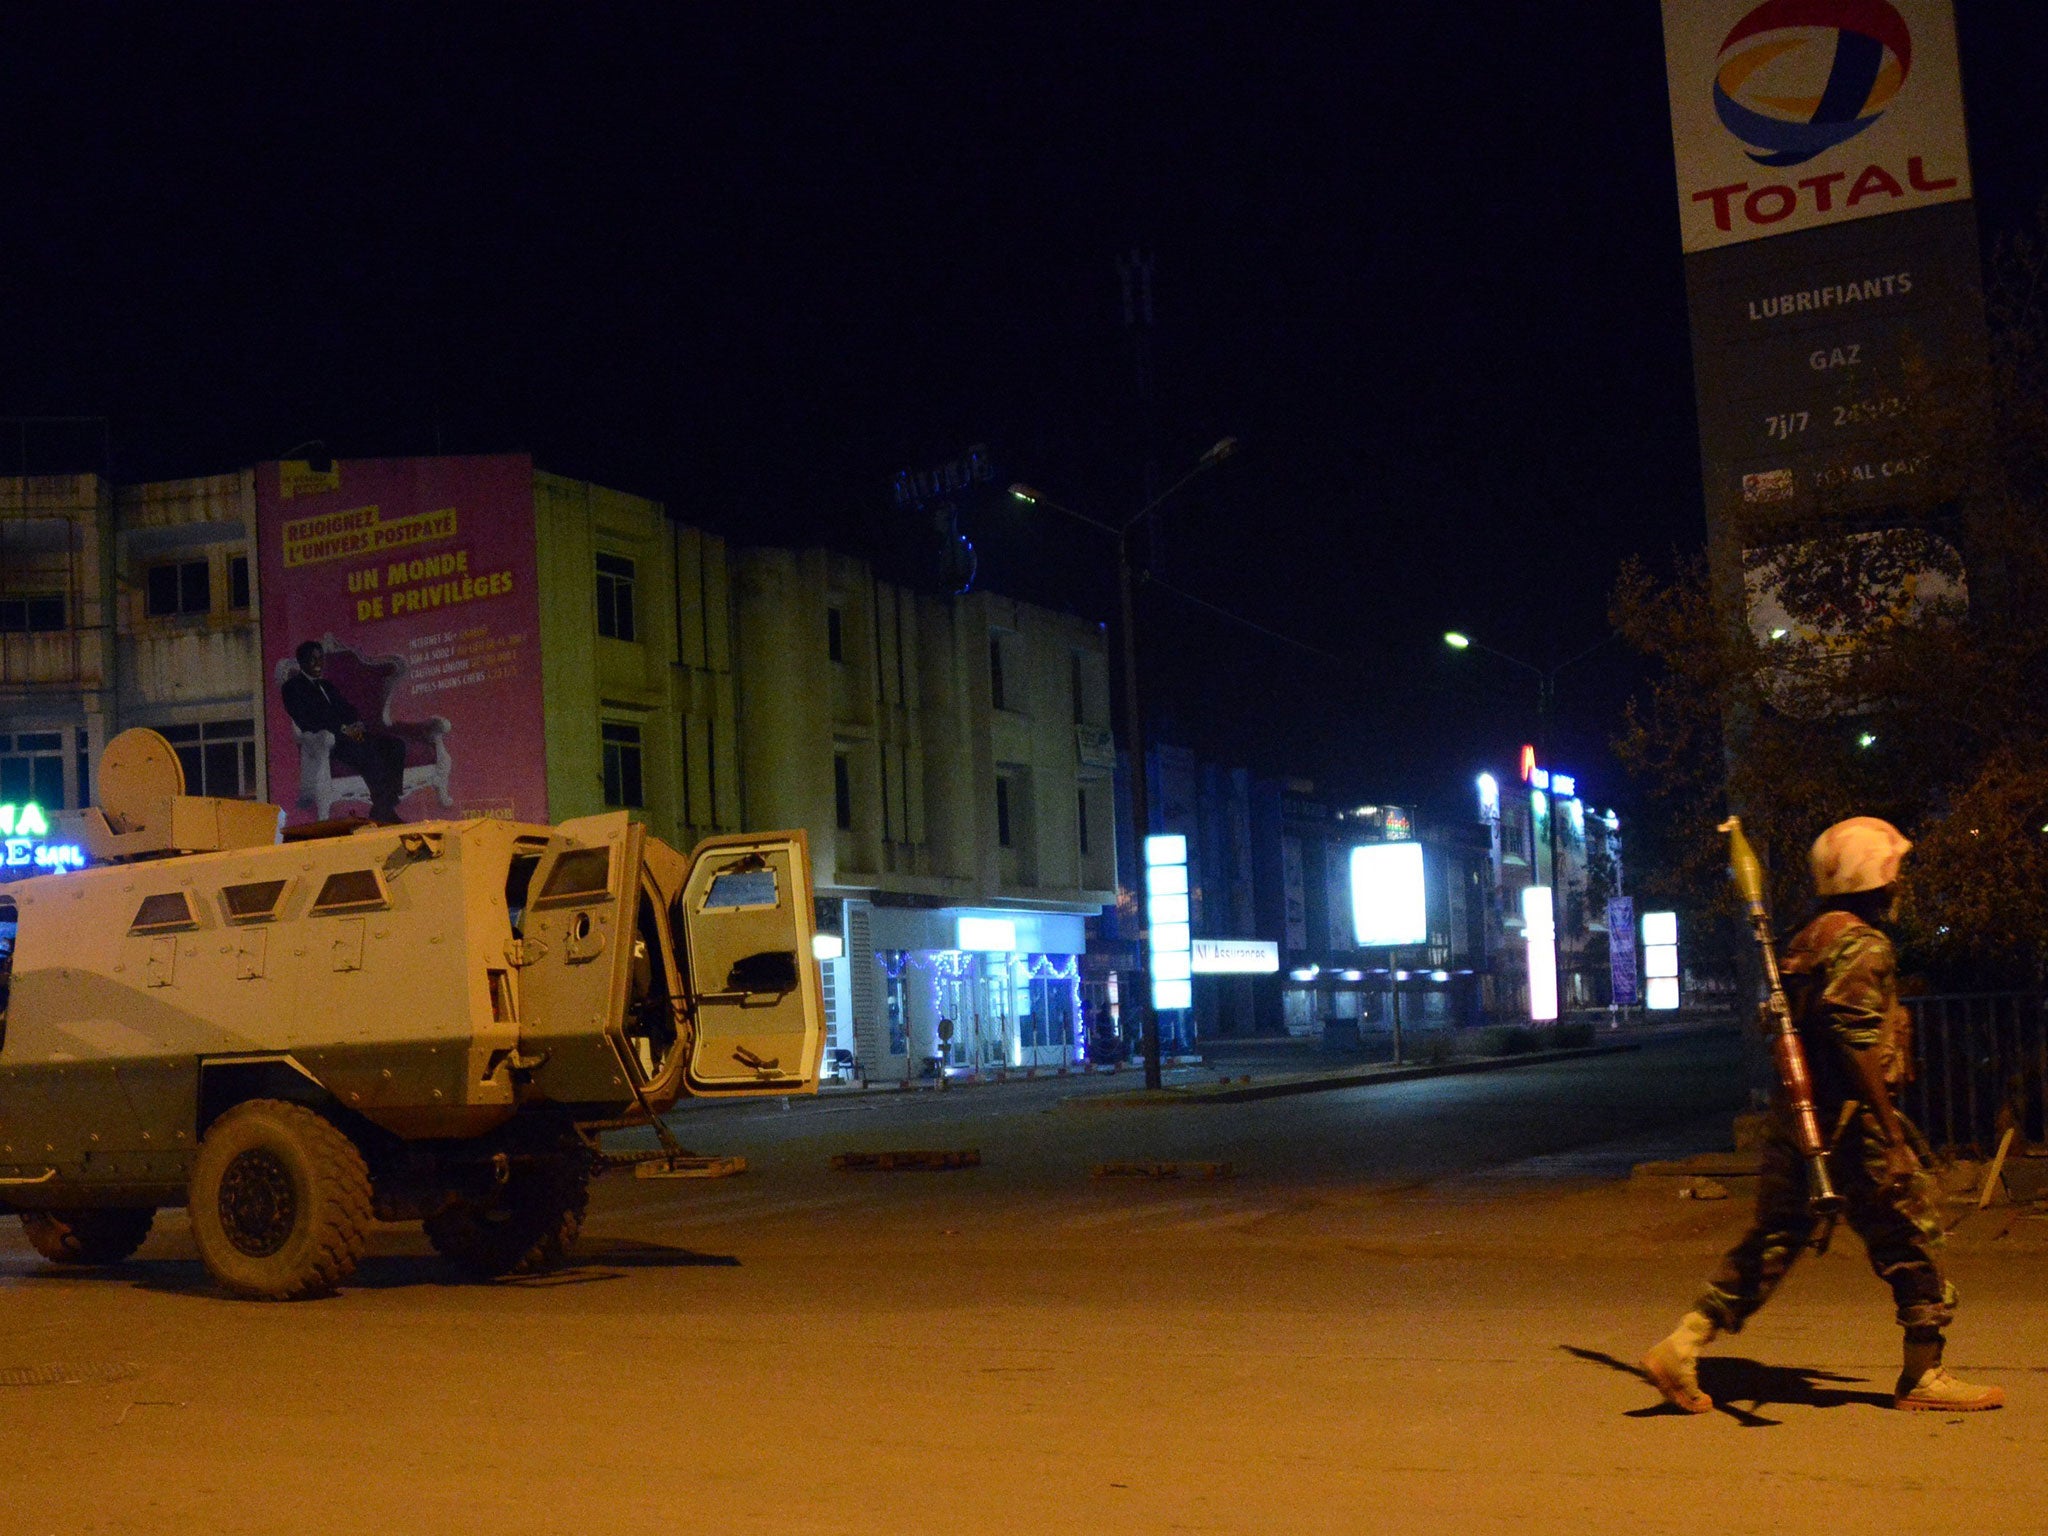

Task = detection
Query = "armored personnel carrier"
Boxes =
[0,729,823,1298]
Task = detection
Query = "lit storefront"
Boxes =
[847,904,1090,1079]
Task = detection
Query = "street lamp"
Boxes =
[1443,628,1612,1022]
[1009,436,1238,1090]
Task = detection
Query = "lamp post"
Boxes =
[1009,437,1238,1090]
[1443,629,1612,1022]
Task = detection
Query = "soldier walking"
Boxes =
[1642,817,2004,1414]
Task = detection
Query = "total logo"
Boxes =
[1713,0,1911,167]
[1691,0,1960,235]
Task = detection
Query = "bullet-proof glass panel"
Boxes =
[310,869,387,915]
[700,866,778,912]
[130,891,198,933]
[534,847,611,906]
[221,879,289,922]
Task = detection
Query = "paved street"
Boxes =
[4,1026,2043,1536]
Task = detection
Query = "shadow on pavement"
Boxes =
[1560,1344,1891,1427]
[570,1238,742,1269]
[118,1241,741,1299]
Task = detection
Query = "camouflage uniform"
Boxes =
[1695,912,1954,1336]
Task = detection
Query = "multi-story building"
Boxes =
[2,455,1118,1085]
[530,470,740,844]
[113,472,268,800]
[1,475,115,814]
[1476,752,1626,1017]
[1251,783,1494,1041]
[735,547,1117,1082]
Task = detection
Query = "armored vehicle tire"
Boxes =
[20,1208,156,1266]
[424,1153,590,1279]
[188,1100,373,1301]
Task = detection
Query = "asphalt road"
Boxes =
[5,1026,2043,1536]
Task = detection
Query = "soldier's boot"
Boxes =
[1895,1335,2004,1412]
[1642,1310,1718,1414]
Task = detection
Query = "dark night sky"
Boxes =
[6,6,2046,824]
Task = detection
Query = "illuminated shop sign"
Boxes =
[1523,886,1559,1023]
[1190,938,1280,975]
[1144,833,1193,1011]
[956,916,1018,953]
[1350,841,1426,948]
[1643,910,1682,1011]
[0,803,85,872]
[1518,746,1576,798]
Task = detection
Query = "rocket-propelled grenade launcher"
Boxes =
[1720,816,1845,1221]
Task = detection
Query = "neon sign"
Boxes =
[0,803,85,872]
[1517,748,1577,799]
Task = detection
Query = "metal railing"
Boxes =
[1902,993,2048,1153]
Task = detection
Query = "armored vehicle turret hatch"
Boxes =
[0,729,823,1298]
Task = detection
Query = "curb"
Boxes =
[1068,1043,1641,1108]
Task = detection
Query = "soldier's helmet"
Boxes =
[1811,816,1912,896]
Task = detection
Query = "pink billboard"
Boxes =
[257,455,549,827]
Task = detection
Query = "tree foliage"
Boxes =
[1613,201,2048,986]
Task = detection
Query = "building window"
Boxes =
[989,632,1007,711]
[229,554,251,611]
[0,732,65,808]
[596,553,636,642]
[0,594,65,632]
[996,776,1013,848]
[602,721,644,807]
[1077,786,1090,856]
[1072,652,1086,725]
[834,752,853,830]
[827,606,844,663]
[157,720,259,799]
[147,559,211,618]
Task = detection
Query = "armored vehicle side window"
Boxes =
[701,865,778,911]
[310,869,387,915]
[130,891,198,933]
[533,847,610,907]
[505,850,543,937]
[221,879,289,922]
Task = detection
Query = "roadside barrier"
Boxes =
[831,1149,983,1171]
[1091,1160,1234,1180]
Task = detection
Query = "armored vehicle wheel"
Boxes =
[20,1208,155,1266]
[188,1099,372,1300]
[424,1152,590,1279]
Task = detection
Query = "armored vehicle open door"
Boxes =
[675,832,823,1095]
[512,812,653,1106]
